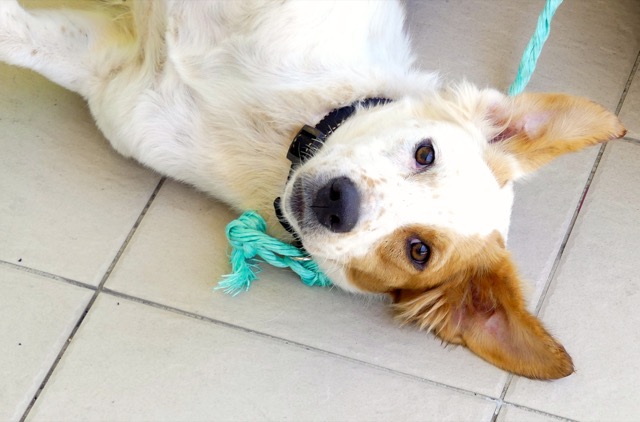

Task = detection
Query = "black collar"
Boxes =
[274,97,392,243]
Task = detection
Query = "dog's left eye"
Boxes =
[415,140,435,167]
[407,238,431,269]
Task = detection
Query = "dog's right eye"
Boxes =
[415,139,435,167]
[407,238,431,270]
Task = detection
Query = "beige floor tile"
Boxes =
[509,147,599,308]
[497,405,565,422]
[29,294,497,421]
[406,0,640,110]
[105,180,511,397]
[505,141,640,420]
[0,65,161,285]
[0,266,92,421]
[619,66,640,139]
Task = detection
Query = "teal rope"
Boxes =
[217,0,562,295]
[508,0,563,96]
[216,211,332,296]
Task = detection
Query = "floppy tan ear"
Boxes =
[393,246,574,380]
[485,93,626,184]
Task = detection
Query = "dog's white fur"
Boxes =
[0,0,626,378]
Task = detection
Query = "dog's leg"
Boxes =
[0,0,134,97]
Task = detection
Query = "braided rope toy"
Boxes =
[217,212,331,296]
[216,0,563,295]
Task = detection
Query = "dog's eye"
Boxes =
[415,140,435,167]
[407,238,430,269]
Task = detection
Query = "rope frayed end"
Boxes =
[216,248,262,296]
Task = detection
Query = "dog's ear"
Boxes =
[393,244,574,380]
[472,91,626,185]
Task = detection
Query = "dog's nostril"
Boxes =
[311,176,360,233]
[329,185,341,201]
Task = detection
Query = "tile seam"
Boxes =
[623,136,640,145]
[615,48,640,115]
[19,177,166,422]
[534,47,638,316]
[95,177,166,287]
[532,143,606,316]
[500,401,579,422]
[101,287,503,405]
[0,260,95,291]
[491,373,513,422]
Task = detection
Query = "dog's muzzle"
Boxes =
[274,97,392,240]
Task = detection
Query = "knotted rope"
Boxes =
[216,212,331,295]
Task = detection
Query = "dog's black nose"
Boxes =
[311,177,360,233]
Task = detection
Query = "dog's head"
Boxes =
[281,85,625,379]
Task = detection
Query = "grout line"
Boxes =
[102,289,578,422]
[533,51,637,316]
[623,136,640,145]
[495,136,611,421]
[533,143,606,316]
[500,401,579,422]
[491,401,503,422]
[0,260,96,292]
[96,177,166,286]
[101,287,502,405]
[615,49,640,116]
[490,373,513,422]
[19,177,166,422]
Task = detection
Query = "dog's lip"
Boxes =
[288,178,306,225]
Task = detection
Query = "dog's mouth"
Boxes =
[289,177,307,227]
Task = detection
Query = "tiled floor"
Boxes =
[1,0,639,421]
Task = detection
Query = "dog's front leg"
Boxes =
[0,0,132,97]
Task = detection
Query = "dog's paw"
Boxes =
[0,0,29,64]
[0,0,20,21]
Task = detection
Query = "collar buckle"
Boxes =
[287,125,327,166]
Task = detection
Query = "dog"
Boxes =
[0,0,626,379]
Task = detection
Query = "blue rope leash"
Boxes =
[217,0,562,295]
[508,0,563,96]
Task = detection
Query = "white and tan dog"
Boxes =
[0,0,625,379]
